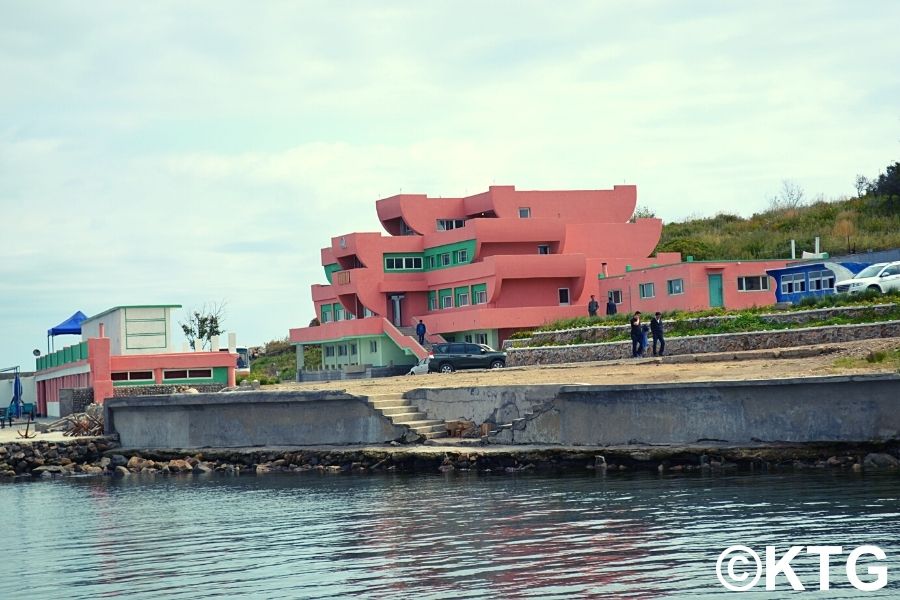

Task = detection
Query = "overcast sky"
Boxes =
[2,1,899,369]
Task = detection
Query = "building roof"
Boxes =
[85,305,182,322]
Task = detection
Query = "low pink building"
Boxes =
[596,259,789,315]
[34,305,237,417]
[290,184,683,373]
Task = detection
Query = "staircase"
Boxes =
[396,326,434,351]
[367,393,447,441]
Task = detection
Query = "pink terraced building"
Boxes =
[289,184,685,374]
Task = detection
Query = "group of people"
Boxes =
[587,295,665,358]
[587,294,617,317]
[629,311,665,357]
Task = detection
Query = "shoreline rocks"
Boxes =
[3,438,900,480]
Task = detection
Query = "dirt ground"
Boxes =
[269,338,900,397]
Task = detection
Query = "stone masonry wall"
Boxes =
[113,384,226,397]
[505,304,899,348]
[506,321,900,366]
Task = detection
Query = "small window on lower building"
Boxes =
[537,244,550,254]
[111,372,128,381]
[128,371,153,381]
[558,288,570,305]
[519,207,531,218]
[338,345,347,356]
[476,333,488,345]
[738,275,771,291]
[188,369,212,378]
[464,335,473,343]
[456,293,469,307]
[639,283,655,299]
[441,295,452,309]
[164,369,189,380]
[325,346,335,357]
[609,289,623,304]
[350,343,357,355]
[475,290,487,304]
[456,249,468,263]
[667,278,684,295]
[369,340,377,353]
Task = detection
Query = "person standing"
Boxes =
[587,295,599,317]
[415,320,427,345]
[650,312,665,356]
[606,294,617,316]
[629,311,643,358]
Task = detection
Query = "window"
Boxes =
[639,283,655,299]
[456,292,469,307]
[440,253,451,266]
[558,288,570,305]
[399,221,414,236]
[464,335,473,343]
[337,345,347,356]
[429,295,438,310]
[363,307,376,317]
[350,343,357,355]
[475,290,487,304]
[164,369,212,380]
[809,269,835,291]
[113,371,153,381]
[738,275,771,292]
[334,305,343,321]
[369,340,377,353]
[537,244,550,254]
[385,256,423,270]
[519,207,531,218]
[426,256,436,269]
[325,346,335,357]
[609,289,623,304]
[456,249,468,263]
[667,278,684,295]
[437,219,466,231]
[476,333,488,345]
[441,295,452,308]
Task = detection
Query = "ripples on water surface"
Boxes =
[1,471,898,598]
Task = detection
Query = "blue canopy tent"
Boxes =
[47,310,88,353]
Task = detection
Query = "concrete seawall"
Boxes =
[104,391,407,448]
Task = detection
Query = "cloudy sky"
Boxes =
[1,1,899,368]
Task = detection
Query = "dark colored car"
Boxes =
[427,343,506,373]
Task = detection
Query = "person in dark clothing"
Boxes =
[587,295,599,317]
[415,320,427,345]
[629,311,643,358]
[606,294,617,316]
[650,312,665,356]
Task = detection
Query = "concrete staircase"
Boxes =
[367,393,447,441]
[396,326,433,351]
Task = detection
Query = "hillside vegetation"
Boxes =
[655,162,900,260]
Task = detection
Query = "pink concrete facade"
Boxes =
[596,260,790,315]
[290,184,683,368]
[34,305,237,416]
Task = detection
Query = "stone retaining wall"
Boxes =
[113,384,225,397]
[507,321,900,366]
[506,303,899,348]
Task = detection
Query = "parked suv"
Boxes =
[835,261,900,294]
[428,343,506,373]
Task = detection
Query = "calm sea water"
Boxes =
[1,471,898,599]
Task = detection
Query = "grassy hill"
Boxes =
[656,193,900,261]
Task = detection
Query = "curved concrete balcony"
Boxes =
[290,317,386,344]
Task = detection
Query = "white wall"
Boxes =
[81,306,176,356]
[0,374,36,407]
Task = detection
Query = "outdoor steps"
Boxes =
[366,394,447,440]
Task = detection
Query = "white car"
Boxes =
[835,261,900,294]
[406,357,430,376]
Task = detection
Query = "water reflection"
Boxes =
[1,471,898,598]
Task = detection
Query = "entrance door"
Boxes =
[390,294,405,327]
[708,274,724,307]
